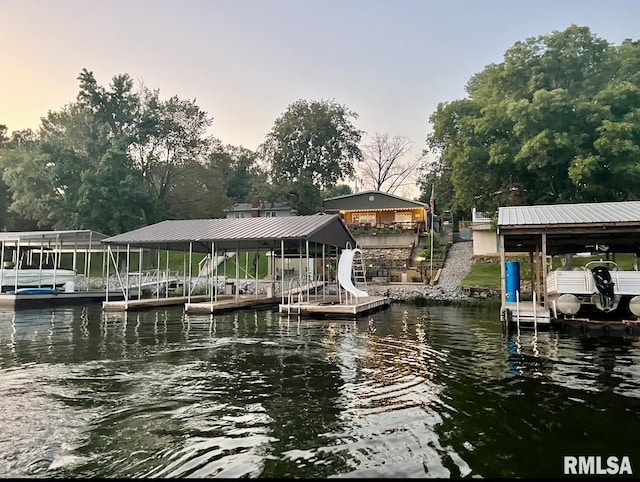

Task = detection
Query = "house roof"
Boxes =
[323,190,428,211]
[497,201,640,255]
[224,202,294,213]
[101,214,357,253]
[0,229,109,251]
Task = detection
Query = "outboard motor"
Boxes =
[591,266,615,311]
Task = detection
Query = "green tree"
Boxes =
[75,139,150,234]
[260,99,363,215]
[1,146,53,230]
[323,183,353,199]
[0,128,43,230]
[3,69,220,232]
[129,88,213,221]
[206,142,263,204]
[425,25,640,213]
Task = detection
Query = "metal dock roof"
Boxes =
[497,200,640,255]
[498,200,640,226]
[102,214,357,253]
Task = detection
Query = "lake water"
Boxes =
[0,302,639,478]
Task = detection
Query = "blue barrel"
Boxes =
[505,261,521,302]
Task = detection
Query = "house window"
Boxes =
[264,211,277,217]
[352,212,376,225]
[234,212,246,218]
[394,212,412,223]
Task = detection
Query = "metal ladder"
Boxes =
[352,249,367,290]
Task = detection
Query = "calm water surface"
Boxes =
[0,302,639,478]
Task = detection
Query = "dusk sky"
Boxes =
[3,0,640,157]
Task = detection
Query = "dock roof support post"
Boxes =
[499,233,506,321]
[126,243,131,310]
[280,239,285,306]
[165,248,170,299]
[87,231,93,285]
[188,241,193,303]
[14,238,20,291]
[39,244,44,275]
[138,248,143,301]
[254,245,259,300]
[305,239,310,303]
[213,241,218,302]
[541,233,548,310]
[73,238,78,273]
[156,246,161,300]
[235,242,239,301]
[298,240,303,301]
[210,241,215,304]
[0,240,5,290]
[53,233,59,289]
[322,244,326,301]
[105,245,110,302]
[337,245,342,305]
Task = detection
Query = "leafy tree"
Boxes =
[0,128,43,230]
[260,99,363,214]
[323,183,353,199]
[205,141,263,204]
[0,146,52,230]
[2,69,220,232]
[75,139,150,234]
[358,133,422,194]
[425,25,640,213]
[129,88,213,221]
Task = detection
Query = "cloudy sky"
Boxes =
[3,0,640,157]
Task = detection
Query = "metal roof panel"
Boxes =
[102,214,357,253]
[498,201,640,226]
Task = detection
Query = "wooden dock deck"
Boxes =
[0,290,131,309]
[185,294,278,313]
[501,301,552,326]
[279,295,391,318]
[103,295,212,311]
[103,281,329,313]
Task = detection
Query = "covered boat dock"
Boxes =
[0,229,128,308]
[100,214,390,316]
[497,200,640,331]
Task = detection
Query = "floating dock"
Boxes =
[279,295,391,318]
[501,301,552,327]
[103,294,210,312]
[557,317,640,335]
[185,294,278,314]
[103,281,329,313]
[0,290,131,309]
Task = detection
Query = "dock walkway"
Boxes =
[103,281,330,313]
[501,301,551,326]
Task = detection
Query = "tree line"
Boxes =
[2,25,639,236]
[0,69,422,235]
[421,25,640,218]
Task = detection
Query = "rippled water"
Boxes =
[0,302,639,478]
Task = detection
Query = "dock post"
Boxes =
[533,291,538,334]
[516,290,520,331]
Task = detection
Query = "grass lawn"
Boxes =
[460,263,502,289]
[62,250,271,278]
[460,253,638,290]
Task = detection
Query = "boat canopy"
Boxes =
[0,230,110,252]
[498,200,640,255]
[101,214,358,254]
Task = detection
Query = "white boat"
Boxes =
[546,259,640,320]
[0,267,77,292]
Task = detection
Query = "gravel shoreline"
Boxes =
[365,240,475,301]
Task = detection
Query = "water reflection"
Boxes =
[0,303,639,478]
